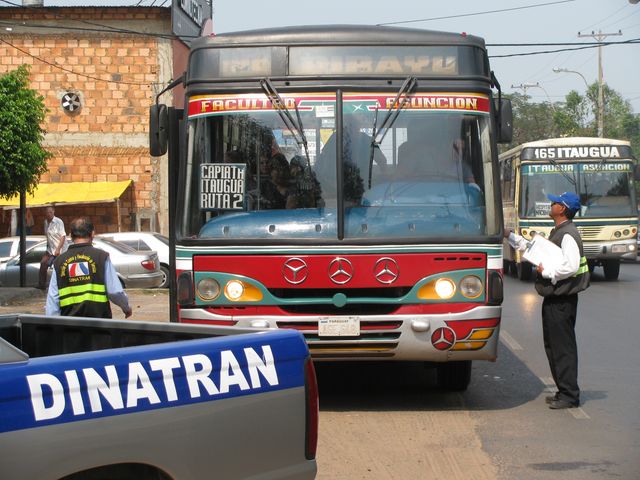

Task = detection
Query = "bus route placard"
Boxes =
[200,163,245,211]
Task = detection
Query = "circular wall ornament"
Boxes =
[61,92,81,113]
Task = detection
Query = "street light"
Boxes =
[552,67,589,90]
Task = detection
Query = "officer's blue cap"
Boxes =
[547,191,581,212]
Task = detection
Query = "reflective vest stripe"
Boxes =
[574,256,589,276]
[59,292,109,307]
[59,283,106,297]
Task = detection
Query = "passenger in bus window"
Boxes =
[223,150,243,163]
[260,153,292,209]
[288,155,324,209]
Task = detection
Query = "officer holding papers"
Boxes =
[504,191,590,409]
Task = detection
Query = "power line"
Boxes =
[377,0,575,26]
[489,38,640,58]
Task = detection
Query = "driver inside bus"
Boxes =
[397,119,475,184]
[316,112,387,205]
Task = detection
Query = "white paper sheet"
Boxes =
[522,234,564,269]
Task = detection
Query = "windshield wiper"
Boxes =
[367,77,417,187]
[259,78,311,167]
[546,157,577,188]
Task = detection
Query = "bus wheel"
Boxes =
[437,361,472,391]
[603,260,620,280]
[516,261,532,281]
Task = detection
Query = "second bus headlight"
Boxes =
[459,275,483,299]
[196,277,220,300]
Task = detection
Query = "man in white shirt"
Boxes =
[38,206,66,290]
[504,191,589,409]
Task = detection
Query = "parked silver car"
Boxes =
[97,232,170,288]
[0,238,163,289]
[0,236,45,263]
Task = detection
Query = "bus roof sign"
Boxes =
[188,45,486,80]
[521,145,633,161]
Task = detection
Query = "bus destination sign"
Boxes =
[200,164,246,210]
[522,145,632,161]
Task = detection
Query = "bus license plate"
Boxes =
[318,317,360,337]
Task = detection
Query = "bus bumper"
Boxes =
[583,239,636,260]
[180,305,502,361]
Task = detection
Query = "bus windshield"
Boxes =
[182,91,498,241]
[519,162,636,218]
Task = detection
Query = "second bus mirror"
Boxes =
[149,104,168,157]
[497,98,513,144]
[634,164,640,181]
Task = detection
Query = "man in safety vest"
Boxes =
[45,217,132,319]
[504,191,589,409]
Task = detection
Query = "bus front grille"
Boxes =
[578,226,603,239]
[583,245,603,255]
[276,320,402,357]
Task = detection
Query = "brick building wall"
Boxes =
[0,6,179,236]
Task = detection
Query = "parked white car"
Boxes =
[0,236,45,263]
[97,232,170,288]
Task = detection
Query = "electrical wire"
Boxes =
[377,0,576,26]
[0,37,160,86]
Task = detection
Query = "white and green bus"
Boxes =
[500,137,639,280]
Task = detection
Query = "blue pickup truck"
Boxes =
[0,314,318,480]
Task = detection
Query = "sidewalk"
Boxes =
[0,287,45,306]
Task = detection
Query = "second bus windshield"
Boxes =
[183,92,498,241]
[519,162,637,218]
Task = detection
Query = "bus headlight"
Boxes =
[623,229,630,236]
[222,280,264,302]
[224,280,245,300]
[434,278,456,299]
[614,231,621,238]
[197,277,221,300]
[459,275,483,299]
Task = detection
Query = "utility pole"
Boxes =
[511,82,551,103]
[577,29,622,138]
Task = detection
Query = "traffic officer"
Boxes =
[45,217,132,319]
[504,191,589,409]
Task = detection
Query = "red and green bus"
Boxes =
[150,25,513,390]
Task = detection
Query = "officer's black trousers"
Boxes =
[541,293,580,405]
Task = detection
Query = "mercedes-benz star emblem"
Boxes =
[328,257,354,284]
[374,257,399,284]
[431,327,456,351]
[283,258,308,284]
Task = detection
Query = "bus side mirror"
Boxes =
[150,104,168,156]
[634,164,640,181]
[496,98,513,144]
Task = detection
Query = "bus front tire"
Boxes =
[603,260,620,280]
[437,361,472,392]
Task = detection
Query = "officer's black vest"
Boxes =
[53,243,112,318]
[534,220,590,297]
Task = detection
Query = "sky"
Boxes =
[12,0,640,114]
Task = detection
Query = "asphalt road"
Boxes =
[1,263,639,479]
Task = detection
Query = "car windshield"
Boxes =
[182,91,498,242]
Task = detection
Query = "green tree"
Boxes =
[0,65,50,199]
